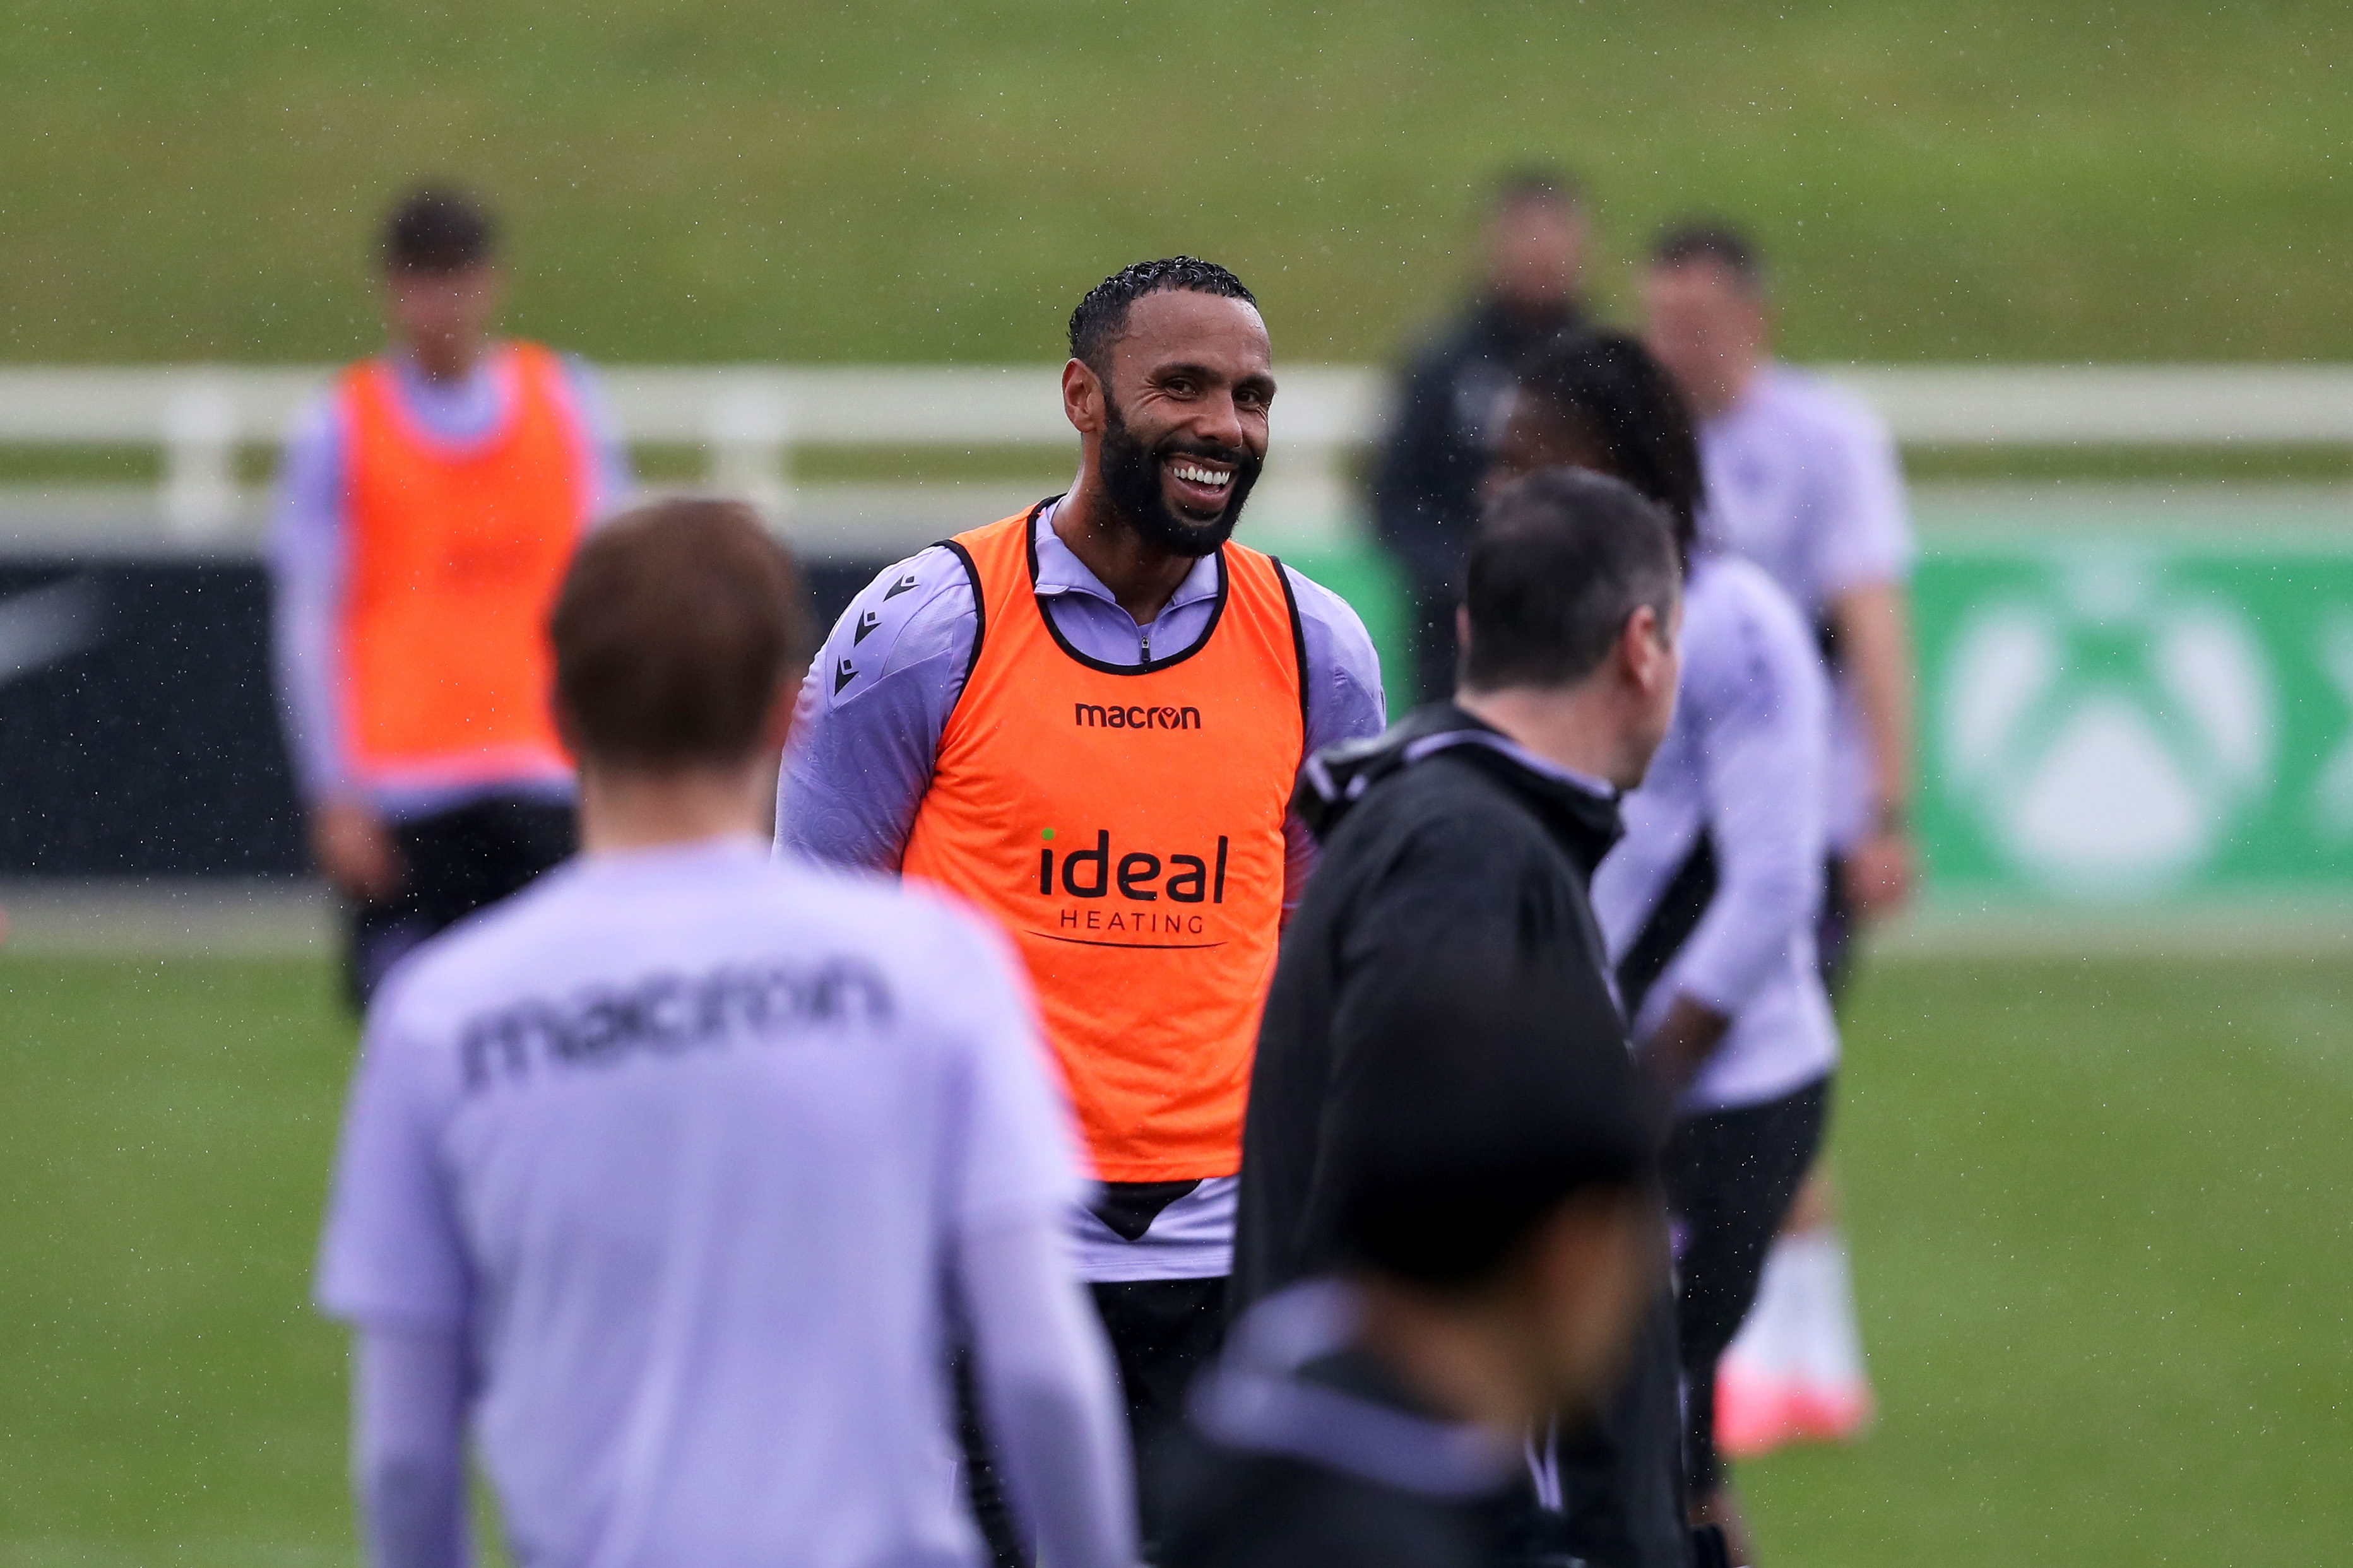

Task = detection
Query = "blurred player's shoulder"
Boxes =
[1748,363,1891,447]
[819,543,982,707]
[1688,552,1817,651]
[1681,553,1832,714]
[1277,561,1380,676]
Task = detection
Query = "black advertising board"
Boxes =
[0,555,878,877]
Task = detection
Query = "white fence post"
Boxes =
[705,381,794,525]
[162,381,239,539]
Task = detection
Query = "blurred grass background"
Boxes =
[4,0,2349,368]
[5,3,2350,1562]
[3,949,2346,1565]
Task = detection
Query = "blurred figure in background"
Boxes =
[1372,169,1590,706]
[1497,331,1837,1564]
[270,186,630,1007]
[1642,221,1911,1461]
[1159,972,1664,1568]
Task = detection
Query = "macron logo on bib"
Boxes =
[1074,702,1202,731]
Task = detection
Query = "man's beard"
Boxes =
[1097,394,1263,558]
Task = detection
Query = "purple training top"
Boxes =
[317,837,1089,1567]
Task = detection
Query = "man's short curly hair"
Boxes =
[1068,257,1257,374]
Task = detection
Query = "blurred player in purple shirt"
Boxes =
[1642,220,1905,1477]
[316,500,1137,1568]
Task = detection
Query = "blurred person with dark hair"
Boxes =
[1234,469,1693,1568]
[1498,331,1837,1563]
[270,186,631,1008]
[1644,222,1907,1461]
[1371,168,1590,707]
[316,500,1137,1568]
[1158,969,1664,1567]
[778,258,1385,1556]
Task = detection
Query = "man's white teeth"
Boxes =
[1172,463,1231,488]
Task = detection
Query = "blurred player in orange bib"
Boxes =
[269,187,629,1006]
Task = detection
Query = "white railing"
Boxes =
[4,363,2351,546]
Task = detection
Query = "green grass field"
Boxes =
[1,946,2345,1565]
[6,1,2352,370]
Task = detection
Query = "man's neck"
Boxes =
[1692,355,1762,420]
[578,764,771,856]
[1455,685,1630,791]
[1054,471,1198,626]
[400,341,490,387]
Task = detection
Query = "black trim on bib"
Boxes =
[1267,555,1313,750]
[1026,501,1234,677]
[931,536,988,726]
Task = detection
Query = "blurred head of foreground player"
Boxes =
[1163,968,1664,1565]
[1058,258,1274,616]
[1329,974,1664,1429]
[551,498,812,846]
[381,186,506,384]
[1639,223,1769,421]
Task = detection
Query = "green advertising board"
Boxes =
[1915,507,2353,903]
[1286,498,2353,906]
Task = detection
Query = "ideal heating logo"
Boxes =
[1074,702,1202,730]
[1031,828,1230,944]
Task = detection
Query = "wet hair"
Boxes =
[1328,958,1660,1289]
[1490,164,1584,215]
[382,187,497,275]
[1516,331,1704,558]
[1462,469,1680,693]
[1068,257,1257,375]
[550,499,814,772]
[1648,218,1762,290]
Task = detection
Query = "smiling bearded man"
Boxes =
[777,257,1387,1560]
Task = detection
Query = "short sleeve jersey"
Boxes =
[1698,364,1915,846]
[315,837,1083,1568]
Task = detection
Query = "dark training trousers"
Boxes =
[345,796,577,1008]
[1662,1077,1832,1497]
[961,1275,1229,1567]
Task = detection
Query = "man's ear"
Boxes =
[1619,604,1673,695]
[1062,357,1105,436]
[1454,603,1473,666]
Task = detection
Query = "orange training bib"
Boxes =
[338,342,590,791]
[901,504,1307,1182]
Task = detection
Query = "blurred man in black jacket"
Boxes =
[1372,170,1589,704]
[1159,971,1664,1568]
[1232,470,1693,1568]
